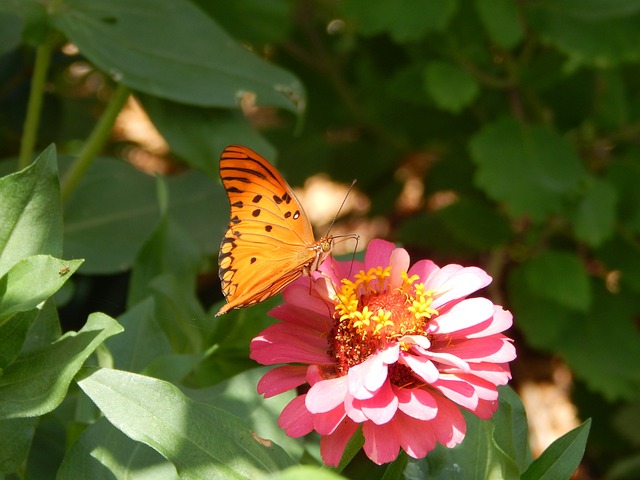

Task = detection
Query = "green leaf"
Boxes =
[423,61,479,113]
[0,312,122,419]
[0,144,62,277]
[561,284,640,401]
[470,117,587,222]
[106,298,172,373]
[138,94,274,176]
[0,309,39,369]
[0,255,83,321]
[77,367,296,479]
[63,156,160,274]
[146,274,209,354]
[189,299,280,385]
[528,2,640,66]
[522,251,591,312]
[407,391,527,479]
[508,266,575,350]
[20,298,61,352]
[0,417,38,474]
[521,419,591,480]
[594,69,629,129]
[165,168,226,260]
[438,198,512,251]
[59,417,179,480]
[194,0,293,45]
[475,0,523,49]
[606,154,640,235]
[0,12,24,56]
[51,0,305,113]
[491,386,533,473]
[127,212,201,307]
[571,178,617,247]
[598,236,640,293]
[264,466,347,480]
[341,0,458,42]
[184,367,302,462]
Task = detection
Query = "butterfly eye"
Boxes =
[321,239,333,253]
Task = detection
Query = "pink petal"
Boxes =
[250,324,333,365]
[320,255,364,286]
[401,334,431,351]
[363,421,401,465]
[400,352,439,383]
[396,412,437,458]
[465,362,512,385]
[314,404,348,435]
[320,418,360,467]
[427,297,495,335]
[408,259,439,283]
[281,281,334,316]
[432,376,478,410]
[428,265,492,308]
[268,303,333,332]
[306,376,348,413]
[431,394,466,448]
[257,366,308,398]
[389,247,410,288]
[278,394,313,437]
[344,393,368,423]
[396,387,437,421]
[364,239,395,271]
[465,306,513,338]
[423,350,470,372]
[347,350,389,399]
[432,336,516,363]
[360,380,399,425]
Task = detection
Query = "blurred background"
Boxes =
[2,1,640,478]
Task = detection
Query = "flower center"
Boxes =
[328,267,438,376]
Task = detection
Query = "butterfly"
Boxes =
[216,145,341,316]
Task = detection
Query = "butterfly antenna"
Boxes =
[324,179,357,237]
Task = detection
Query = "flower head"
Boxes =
[251,239,516,466]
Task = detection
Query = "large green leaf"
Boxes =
[0,12,23,56]
[528,1,640,66]
[570,178,617,247]
[0,145,62,277]
[521,251,591,312]
[78,367,296,479]
[63,156,160,274]
[0,417,38,474]
[508,266,576,350]
[0,255,83,322]
[437,198,512,251]
[470,117,588,222]
[407,386,529,478]
[106,297,173,373]
[127,213,201,306]
[0,312,122,419]
[0,309,39,370]
[423,61,479,113]
[184,367,302,461]
[59,417,179,480]
[51,0,304,113]
[475,0,523,49]
[561,284,640,401]
[138,94,274,176]
[521,419,591,480]
[340,0,458,42]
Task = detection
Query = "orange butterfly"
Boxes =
[216,145,342,316]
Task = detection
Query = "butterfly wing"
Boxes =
[216,145,321,316]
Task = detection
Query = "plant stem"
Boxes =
[61,83,130,202]
[18,40,54,170]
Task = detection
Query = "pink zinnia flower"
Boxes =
[250,239,516,466]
